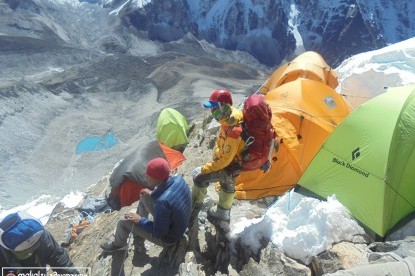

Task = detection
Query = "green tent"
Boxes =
[156,108,189,151]
[298,84,415,238]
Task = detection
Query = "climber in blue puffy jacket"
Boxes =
[100,157,191,254]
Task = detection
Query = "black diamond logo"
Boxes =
[352,147,360,160]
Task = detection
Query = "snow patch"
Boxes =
[288,3,304,54]
[230,191,365,265]
[109,0,130,15]
[131,0,151,8]
[336,37,415,108]
[0,195,58,225]
[61,191,85,208]
[0,191,84,225]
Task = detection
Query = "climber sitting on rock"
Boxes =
[100,157,191,263]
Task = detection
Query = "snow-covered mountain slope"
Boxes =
[335,37,415,108]
[111,0,415,67]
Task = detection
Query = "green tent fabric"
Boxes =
[156,108,189,151]
[298,84,415,238]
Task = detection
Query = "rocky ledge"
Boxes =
[45,115,415,276]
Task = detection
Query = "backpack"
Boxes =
[240,93,278,171]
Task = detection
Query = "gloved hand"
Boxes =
[191,167,202,180]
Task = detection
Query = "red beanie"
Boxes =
[146,158,170,182]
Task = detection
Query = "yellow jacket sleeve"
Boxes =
[201,132,243,174]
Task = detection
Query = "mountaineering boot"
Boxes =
[207,205,230,221]
[100,241,128,252]
[217,190,234,210]
[207,190,234,221]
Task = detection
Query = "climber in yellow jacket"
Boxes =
[191,89,245,222]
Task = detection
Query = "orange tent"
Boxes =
[259,51,339,94]
[235,52,352,199]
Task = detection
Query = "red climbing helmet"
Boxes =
[203,89,233,108]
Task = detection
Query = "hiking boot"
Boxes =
[100,241,127,252]
[207,205,230,221]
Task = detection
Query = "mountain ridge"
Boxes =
[114,0,415,67]
[2,0,414,68]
